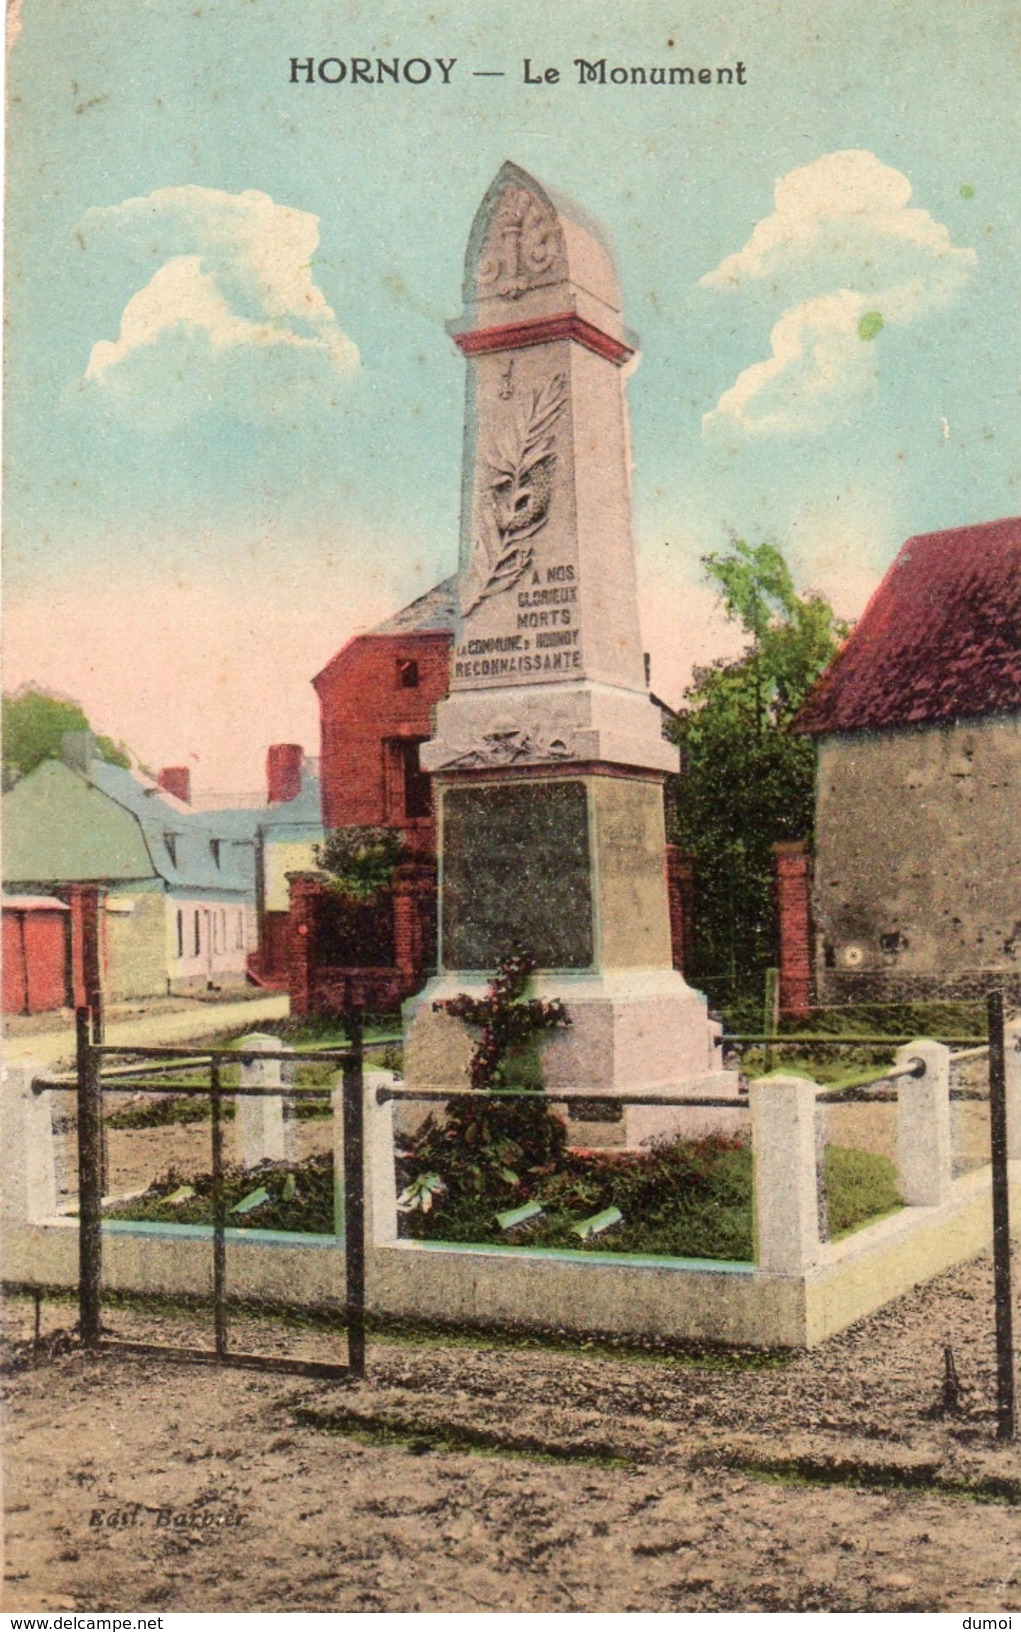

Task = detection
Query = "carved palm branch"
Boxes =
[461,374,568,615]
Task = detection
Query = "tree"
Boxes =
[2,687,132,787]
[668,540,849,1013]
[313,825,406,901]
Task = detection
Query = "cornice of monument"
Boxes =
[450,310,635,367]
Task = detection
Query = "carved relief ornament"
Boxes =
[438,727,576,770]
[476,185,567,300]
[460,371,567,617]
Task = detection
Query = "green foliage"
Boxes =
[435,952,570,1090]
[106,1154,336,1234]
[400,1130,901,1260]
[106,1137,902,1258]
[857,310,884,341]
[668,540,848,1008]
[423,953,572,1198]
[314,825,406,901]
[105,1092,237,1130]
[2,687,132,785]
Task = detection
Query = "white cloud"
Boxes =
[701,151,976,436]
[76,186,359,425]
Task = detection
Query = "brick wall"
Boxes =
[774,841,813,1020]
[286,866,436,1017]
[314,628,453,851]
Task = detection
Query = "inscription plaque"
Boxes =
[442,781,593,971]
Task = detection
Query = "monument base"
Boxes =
[402,967,742,1149]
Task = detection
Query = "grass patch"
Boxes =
[402,1132,901,1259]
[735,998,985,1086]
[825,1146,902,1239]
[291,1402,629,1466]
[106,1091,239,1130]
[104,1155,336,1234]
[724,1452,1021,1506]
[105,1132,901,1255]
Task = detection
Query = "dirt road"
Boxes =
[4,1251,1021,1613]
[4,994,290,1071]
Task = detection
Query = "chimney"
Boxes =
[267,743,303,805]
[158,766,191,804]
[61,731,96,774]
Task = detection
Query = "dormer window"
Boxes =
[397,658,420,689]
[164,832,178,867]
[210,839,221,867]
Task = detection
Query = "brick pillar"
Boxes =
[267,743,304,804]
[157,766,191,803]
[392,861,437,980]
[665,845,694,977]
[287,872,323,1017]
[65,884,103,1011]
[774,842,813,1021]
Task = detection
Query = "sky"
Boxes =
[4,0,1019,796]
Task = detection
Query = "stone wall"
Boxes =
[813,716,1021,1003]
[104,889,168,1000]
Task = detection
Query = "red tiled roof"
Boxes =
[796,516,1021,734]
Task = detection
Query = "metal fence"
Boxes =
[29,1009,398,1380]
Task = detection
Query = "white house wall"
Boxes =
[165,894,258,989]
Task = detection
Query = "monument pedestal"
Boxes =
[403,765,739,1148]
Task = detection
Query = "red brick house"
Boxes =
[287,580,459,1013]
[313,576,458,851]
[791,515,1021,1005]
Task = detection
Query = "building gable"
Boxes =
[2,759,156,886]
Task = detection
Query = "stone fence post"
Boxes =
[1,1062,58,1226]
[331,1070,399,1248]
[750,1075,820,1275]
[236,1034,294,1168]
[895,1039,952,1207]
[1006,1018,1021,1164]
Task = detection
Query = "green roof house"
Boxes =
[3,733,259,1000]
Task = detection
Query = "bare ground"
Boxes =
[4,1251,1021,1613]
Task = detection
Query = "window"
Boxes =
[176,909,184,958]
[397,658,419,689]
[210,839,221,868]
[235,909,244,950]
[400,738,432,819]
[193,911,201,956]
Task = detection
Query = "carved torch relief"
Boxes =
[461,371,568,617]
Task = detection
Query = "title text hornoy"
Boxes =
[289,57,457,84]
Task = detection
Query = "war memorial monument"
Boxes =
[403,163,737,1144]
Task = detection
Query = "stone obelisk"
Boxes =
[404,162,732,1144]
